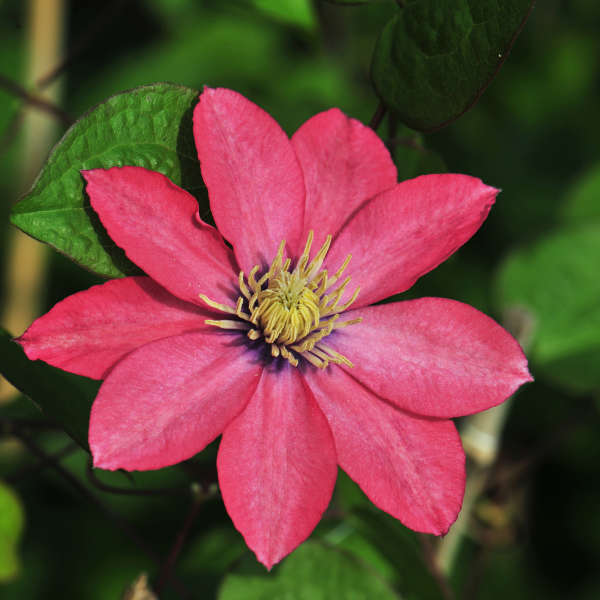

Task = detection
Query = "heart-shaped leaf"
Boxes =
[371,0,535,132]
[11,83,204,278]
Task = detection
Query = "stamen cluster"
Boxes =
[200,232,361,368]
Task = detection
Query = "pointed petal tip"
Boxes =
[194,85,306,271]
[80,166,111,183]
[256,551,277,571]
[15,329,48,364]
[198,86,242,106]
[90,439,125,471]
[90,450,116,472]
[513,344,535,387]
[409,497,462,537]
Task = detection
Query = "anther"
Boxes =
[200,231,360,368]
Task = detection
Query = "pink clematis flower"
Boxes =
[18,88,532,568]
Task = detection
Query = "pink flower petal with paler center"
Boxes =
[194,87,306,272]
[305,366,465,535]
[17,276,211,380]
[326,299,533,418]
[218,365,337,569]
[325,174,499,308]
[83,166,238,307]
[90,330,262,471]
[291,108,397,249]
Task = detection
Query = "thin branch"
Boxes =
[435,307,534,575]
[369,100,387,131]
[6,441,78,485]
[36,0,128,90]
[387,135,426,152]
[484,402,597,496]
[0,74,73,126]
[87,459,189,497]
[0,110,24,157]
[0,417,63,432]
[154,484,212,596]
[386,111,399,156]
[419,534,456,600]
[13,430,191,599]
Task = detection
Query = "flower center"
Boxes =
[199,231,361,368]
[255,271,321,345]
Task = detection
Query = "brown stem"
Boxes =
[369,101,387,131]
[0,111,24,157]
[14,430,191,599]
[6,441,78,485]
[435,308,534,575]
[0,74,73,126]
[1,0,66,402]
[154,484,208,595]
[419,534,456,600]
[36,0,128,90]
[87,458,189,497]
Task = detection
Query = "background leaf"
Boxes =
[10,83,204,278]
[218,541,400,600]
[323,0,372,4]
[0,482,24,583]
[561,162,600,226]
[371,0,535,131]
[0,328,97,449]
[249,0,316,29]
[495,225,600,393]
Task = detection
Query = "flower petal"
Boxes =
[82,166,238,306]
[194,87,306,272]
[218,365,337,569]
[17,276,210,380]
[328,299,532,418]
[90,331,262,471]
[325,174,498,307]
[305,366,465,535]
[291,108,397,248]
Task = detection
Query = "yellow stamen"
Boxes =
[198,294,237,315]
[200,231,360,368]
[205,319,250,331]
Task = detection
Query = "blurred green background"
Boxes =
[1,0,599,598]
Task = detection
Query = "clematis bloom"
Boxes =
[18,88,532,568]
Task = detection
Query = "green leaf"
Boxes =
[218,541,400,600]
[0,481,24,582]
[561,162,600,226]
[348,507,444,600]
[249,0,316,29]
[0,481,25,583]
[371,0,535,132]
[392,132,447,182]
[0,328,97,450]
[323,0,372,4]
[495,226,600,393]
[11,83,204,278]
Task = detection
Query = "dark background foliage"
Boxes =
[1,0,599,598]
